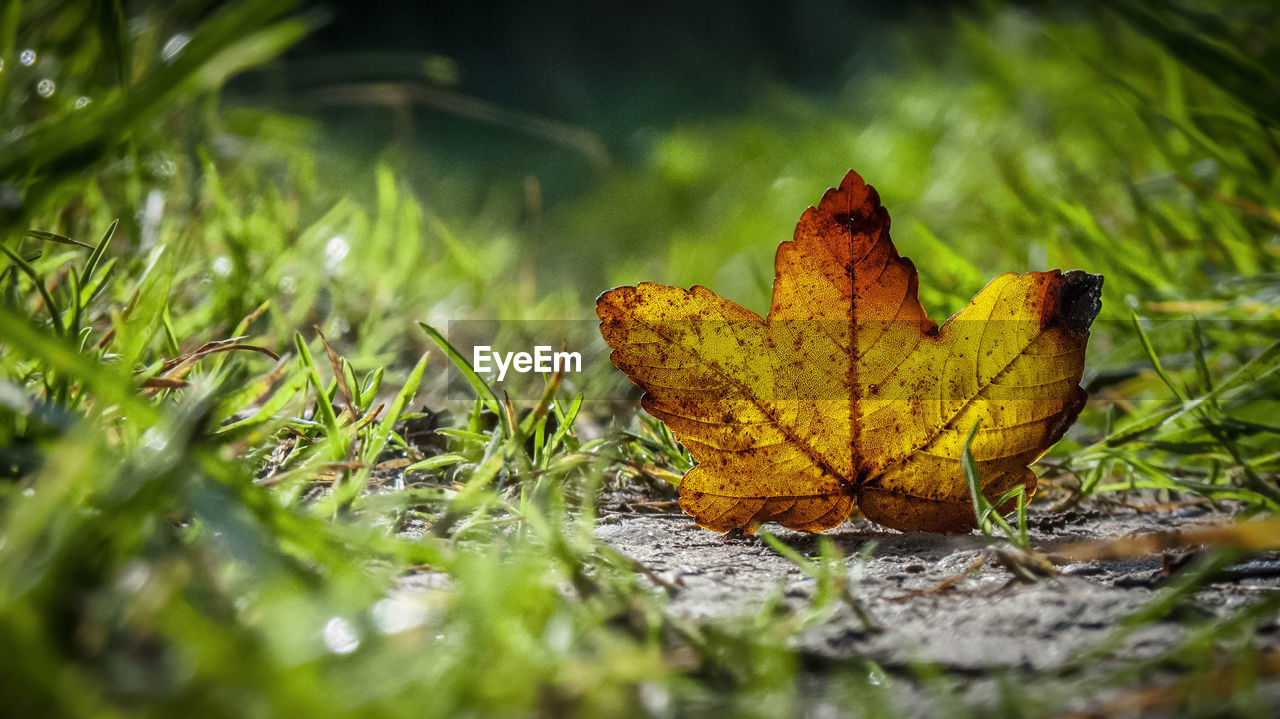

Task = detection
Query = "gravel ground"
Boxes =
[593,503,1280,713]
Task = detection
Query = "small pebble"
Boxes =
[1061,563,1104,577]
[1113,571,1159,588]
[784,583,810,598]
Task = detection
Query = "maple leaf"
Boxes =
[597,170,1102,534]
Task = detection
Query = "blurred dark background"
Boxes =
[253,0,968,202]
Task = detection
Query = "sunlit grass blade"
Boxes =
[293,331,348,460]
[962,420,1025,546]
[314,326,356,413]
[437,428,490,444]
[1104,337,1280,447]
[342,351,429,502]
[23,230,94,249]
[359,367,384,408]
[1131,311,1187,401]
[543,393,583,465]
[419,321,501,418]
[962,421,987,533]
[81,220,118,285]
[405,453,467,474]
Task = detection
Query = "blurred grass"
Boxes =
[0,0,1278,716]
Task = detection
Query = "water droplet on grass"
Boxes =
[162,34,189,61]
[372,596,427,634]
[323,616,360,654]
[142,428,169,452]
[325,235,349,274]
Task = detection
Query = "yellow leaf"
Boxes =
[597,171,1102,533]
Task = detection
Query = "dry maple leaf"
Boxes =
[597,170,1102,534]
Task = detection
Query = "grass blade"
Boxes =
[1131,311,1187,401]
[82,219,118,284]
[294,331,348,460]
[24,230,94,249]
[962,420,986,534]
[419,321,501,417]
[1,244,64,336]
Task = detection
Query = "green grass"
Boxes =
[1,0,1278,716]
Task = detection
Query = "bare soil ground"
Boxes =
[592,502,1280,714]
